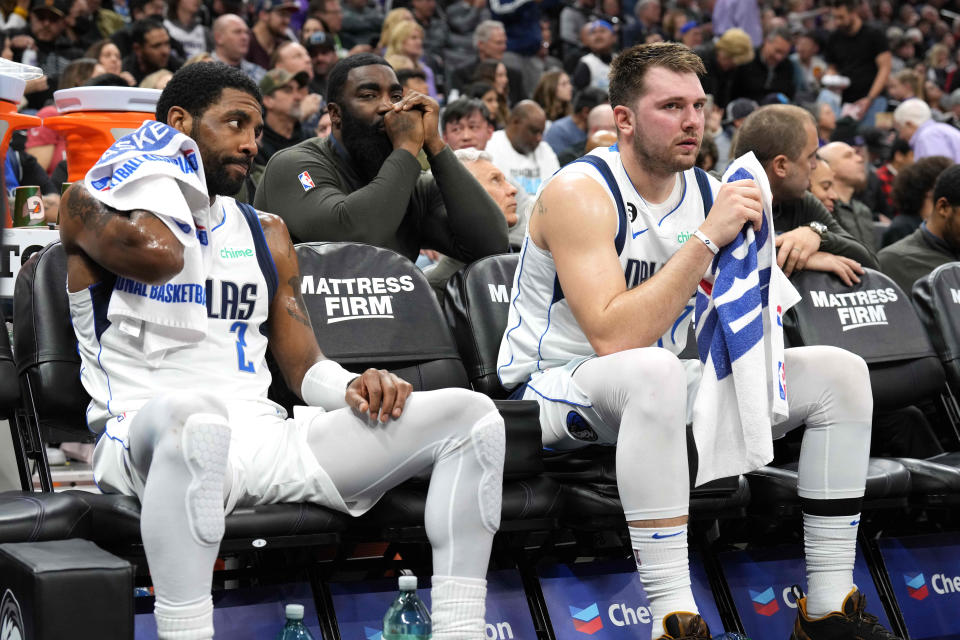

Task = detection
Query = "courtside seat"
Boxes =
[747,268,938,513]
[293,242,562,534]
[0,491,91,543]
[912,262,960,393]
[443,254,750,528]
[12,242,351,551]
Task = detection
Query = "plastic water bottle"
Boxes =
[383,575,432,640]
[276,604,315,640]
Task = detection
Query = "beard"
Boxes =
[631,126,699,175]
[193,122,252,196]
[340,104,394,181]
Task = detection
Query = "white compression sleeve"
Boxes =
[300,359,359,411]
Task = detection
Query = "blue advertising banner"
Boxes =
[537,557,724,639]
[718,543,889,640]
[330,569,537,640]
[878,532,960,640]
[135,582,319,639]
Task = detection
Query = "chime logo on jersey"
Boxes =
[298,170,315,191]
[569,603,603,634]
[904,573,929,600]
[808,288,897,331]
[749,587,780,616]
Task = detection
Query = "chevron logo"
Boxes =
[364,626,383,640]
[904,573,929,601]
[749,587,780,616]
[569,603,603,634]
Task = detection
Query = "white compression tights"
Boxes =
[128,387,505,640]
[558,344,873,520]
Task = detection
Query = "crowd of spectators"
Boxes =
[4,0,960,305]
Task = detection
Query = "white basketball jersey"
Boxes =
[70,196,282,433]
[497,145,720,387]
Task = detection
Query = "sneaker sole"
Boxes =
[182,416,231,545]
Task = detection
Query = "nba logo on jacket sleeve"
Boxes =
[298,171,315,191]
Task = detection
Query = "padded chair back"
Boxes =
[294,242,469,391]
[13,242,91,441]
[912,262,960,391]
[0,308,18,414]
[785,268,944,410]
[444,254,517,398]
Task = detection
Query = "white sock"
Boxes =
[804,512,859,618]
[430,575,487,640]
[154,596,214,640]
[629,524,697,635]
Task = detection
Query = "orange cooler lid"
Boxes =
[54,87,162,114]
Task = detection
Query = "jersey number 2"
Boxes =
[230,321,256,373]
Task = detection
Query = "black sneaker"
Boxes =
[790,586,901,640]
[654,611,711,640]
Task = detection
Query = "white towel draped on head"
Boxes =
[691,152,802,486]
[84,120,212,361]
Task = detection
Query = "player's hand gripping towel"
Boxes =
[84,120,211,361]
[691,152,801,485]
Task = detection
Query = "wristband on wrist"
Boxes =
[693,229,719,255]
[301,359,359,410]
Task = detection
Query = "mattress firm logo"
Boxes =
[300,275,415,324]
[808,288,898,331]
[0,589,23,640]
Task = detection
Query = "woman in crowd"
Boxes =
[533,70,572,122]
[473,60,509,107]
[467,80,507,128]
[377,7,414,54]
[164,0,212,60]
[384,20,438,98]
[85,39,135,85]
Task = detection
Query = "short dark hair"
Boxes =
[608,42,705,108]
[396,67,427,86]
[155,62,262,123]
[891,137,912,158]
[573,87,608,114]
[732,104,816,166]
[326,53,392,107]
[130,0,164,16]
[84,72,132,87]
[131,17,167,46]
[441,97,491,130]
[932,162,960,207]
[828,0,857,9]
[893,156,952,216]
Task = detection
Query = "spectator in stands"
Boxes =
[86,38,135,84]
[571,19,615,92]
[254,54,508,262]
[164,0,211,59]
[543,86,606,156]
[733,104,879,283]
[731,27,796,104]
[384,20,438,98]
[212,13,266,84]
[248,0,296,70]
[813,101,835,145]
[375,7,412,52]
[85,0,125,40]
[312,0,350,55]
[712,0,761,46]
[467,80,507,128]
[426,147,519,291]
[451,20,523,105]
[486,100,559,209]
[489,0,556,98]
[340,0,381,50]
[441,97,494,150]
[886,68,923,108]
[823,0,891,126]
[880,163,960,293]
[695,27,753,109]
[792,30,826,103]
[256,68,309,168]
[397,67,429,96]
[559,0,596,55]
[876,137,912,214]
[16,0,85,90]
[818,141,878,252]
[882,155,952,248]
[809,155,840,214]
[122,18,181,85]
[410,0,447,62]
[556,101,614,165]
[894,98,960,163]
[443,0,486,72]
[139,66,172,88]
[301,16,324,40]
[109,0,166,57]
[304,30,336,94]
[713,97,756,173]
[532,69,572,122]
[622,0,660,47]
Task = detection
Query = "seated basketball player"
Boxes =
[497,43,897,640]
[61,62,505,640]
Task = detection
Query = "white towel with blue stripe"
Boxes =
[84,120,212,361]
[691,152,801,486]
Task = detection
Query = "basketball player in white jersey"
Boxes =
[498,43,897,640]
[61,63,505,640]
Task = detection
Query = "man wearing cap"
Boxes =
[122,17,181,85]
[731,26,796,104]
[713,97,756,172]
[304,30,337,95]
[695,27,753,108]
[257,68,310,167]
[212,13,267,84]
[16,0,84,84]
[894,98,960,164]
[248,0,297,70]
[571,19,615,91]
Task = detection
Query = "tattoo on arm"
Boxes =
[285,275,313,329]
[536,198,547,217]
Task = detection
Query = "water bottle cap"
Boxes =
[398,575,418,591]
[285,604,305,620]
